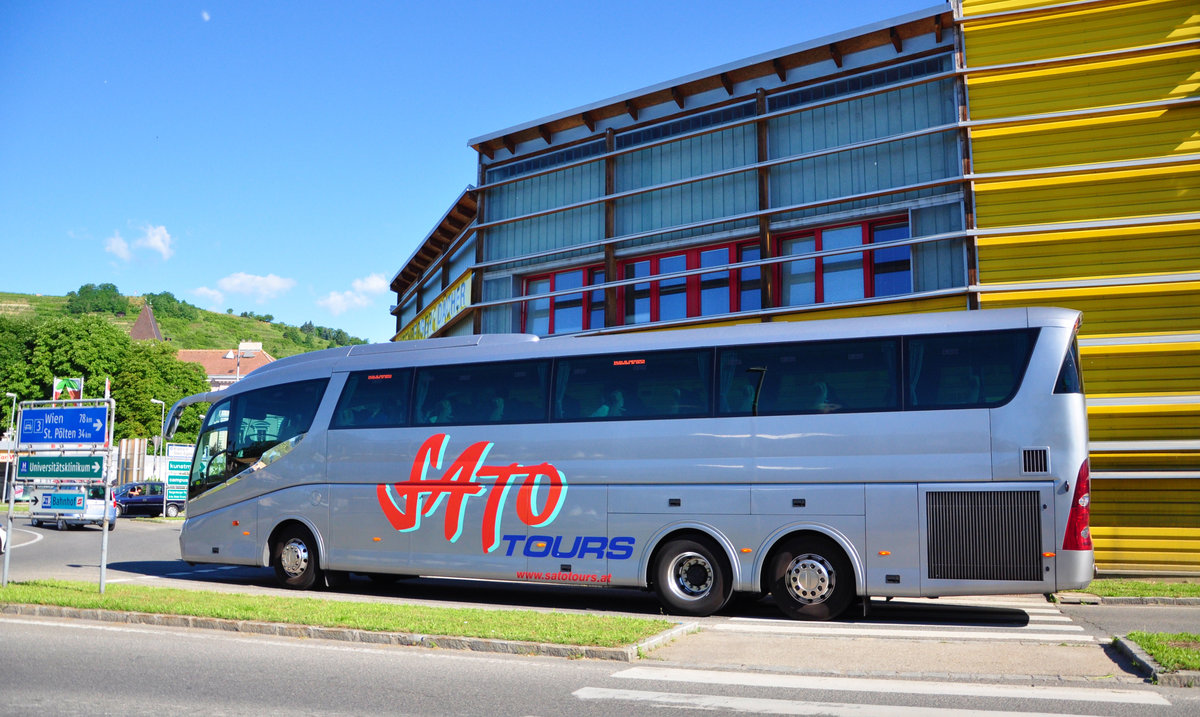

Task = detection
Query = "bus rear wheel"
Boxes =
[272,525,321,590]
[652,538,731,617]
[770,536,853,621]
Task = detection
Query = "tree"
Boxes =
[65,283,130,315]
[0,315,38,428]
[26,315,130,397]
[142,291,199,320]
[0,314,208,444]
[109,340,209,444]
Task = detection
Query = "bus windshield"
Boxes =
[189,378,328,500]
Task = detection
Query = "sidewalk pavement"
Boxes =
[3,592,1194,686]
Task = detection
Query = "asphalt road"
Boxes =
[3,615,1198,717]
[4,516,1199,715]
[1060,603,1200,638]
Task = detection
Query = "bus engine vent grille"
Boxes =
[926,490,1041,582]
[1022,448,1050,475]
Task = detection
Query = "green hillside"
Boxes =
[0,289,368,358]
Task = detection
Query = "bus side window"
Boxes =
[412,360,549,426]
[907,329,1036,409]
[554,349,712,421]
[718,338,898,416]
[330,369,412,429]
[1054,340,1084,394]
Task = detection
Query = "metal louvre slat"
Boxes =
[927,490,1041,581]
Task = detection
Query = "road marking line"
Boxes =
[611,667,1168,706]
[711,623,1095,642]
[574,687,1125,716]
[3,527,46,550]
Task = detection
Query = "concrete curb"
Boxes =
[1054,593,1200,606]
[0,603,697,662]
[1112,634,1200,688]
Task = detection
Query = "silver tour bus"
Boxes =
[166,307,1093,620]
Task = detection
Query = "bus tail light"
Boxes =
[1062,460,1092,551]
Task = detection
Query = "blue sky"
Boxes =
[1,1,940,344]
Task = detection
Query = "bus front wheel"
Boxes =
[271,525,321,590]
[652,538,731,617]
[769,536,854,621]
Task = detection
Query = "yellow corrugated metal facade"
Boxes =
[960,0,1200,572]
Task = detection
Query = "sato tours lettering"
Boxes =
[376,433,634,559]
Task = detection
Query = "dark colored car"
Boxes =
[114,482,184,518]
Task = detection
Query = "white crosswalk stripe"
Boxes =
[610,667,1170,706]
[574,687,1132,717]
[712,622,1094,642]
[717,595,1095,643]
[573,665,1171,715]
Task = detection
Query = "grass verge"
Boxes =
[1127,631,1200,672]
[0,579,669,647]
[1077,579,1200,599]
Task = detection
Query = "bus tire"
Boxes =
[770,535,854,621]
[652,537,731,617]
[271,525,321,590]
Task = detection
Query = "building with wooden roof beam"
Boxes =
[390,1,1200,574]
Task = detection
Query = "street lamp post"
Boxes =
[3,392,18,587]
[150,398,166,516]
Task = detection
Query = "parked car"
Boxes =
[30,485,117,531]
[113,482,184,518]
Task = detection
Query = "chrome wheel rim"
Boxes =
[280,538,310,579]
[784,553,835,604]
[668,551,714,601]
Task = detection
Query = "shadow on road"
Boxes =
[104,558,1038,627]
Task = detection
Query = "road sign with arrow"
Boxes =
[18,406,108,445]
[17,456,106,480]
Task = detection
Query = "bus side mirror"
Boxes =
[165,406,182,439]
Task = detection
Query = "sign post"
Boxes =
[165,443,193,515]
[5,398,116,593]
[2,391,16,588]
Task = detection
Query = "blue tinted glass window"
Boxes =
[554,350,712,421]
[415,361,550,426]
[331,370,412,429]
[718,339,899,416]
[907,330,1037,409]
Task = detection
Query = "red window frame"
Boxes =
[522,265,605,334]
[616,240,760,325]
[521,218,908,332]
[775,216,909,305]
